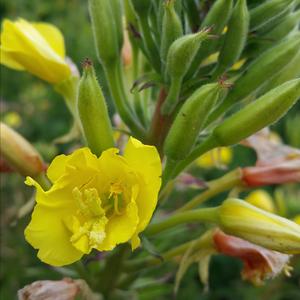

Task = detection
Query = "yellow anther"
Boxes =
[113,194,122,215]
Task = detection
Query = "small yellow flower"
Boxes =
[245,190,276,213]
[196,147,232,169]
[0,19,71,83]
[25,137,161,266]
[218,198,300,254]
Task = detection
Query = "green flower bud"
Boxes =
[259,51,300,95]
[185,0,233,80]
[212,79,300,146]
[161,29,210,115]
[250,0,295,31]
[0,123,45,177]
[160,0,183,66]
[208,34,300,124]
[217,198,300,254]
[77,59,115,156]
[164,83,223,160]
[110,0,124,51]
[89,0,119,67]
[212,0,249,78]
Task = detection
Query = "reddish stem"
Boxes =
[148,88,173,156]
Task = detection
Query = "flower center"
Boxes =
[66,187,108,253]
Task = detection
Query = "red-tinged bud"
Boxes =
[213,230,291,286]
[242,160,300,187]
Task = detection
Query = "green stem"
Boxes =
[100,244,129,298]
[139,15,161,72]
[176,168,243,212]
[125,230,214,271]
[161,76,182,115]
[145,207,219,236]
[164,136,219,183]
[54,76,79,120]
[105,63,146,139]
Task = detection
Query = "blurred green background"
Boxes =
[0,1,300,299]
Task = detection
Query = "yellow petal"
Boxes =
[47,148,99,183]
[124,137,162,234]
[33,22,65,58]
[25,203,83,266]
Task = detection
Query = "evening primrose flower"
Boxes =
[218,198,300,254]
[25,137,161,266]
[0,18,71,83]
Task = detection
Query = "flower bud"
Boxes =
[250,0,294,30]
[208,35,300,124]
[161,29,210,115]
[89,0,119,67]
[185,0,233,79]
[245,190,276,213]
[211,79,300,146]
[164,83,222,160]
[0,19,71,84]
[217,198,300,254]
[0,123,45,177]
[212,0,249,78]
[160,0,183,65]
[77,59,115,156]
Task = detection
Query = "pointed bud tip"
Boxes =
[81,58,93,70]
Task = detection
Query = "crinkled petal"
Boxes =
[124,137,162,234]
[47,147,99,183]
[98,186,139,251]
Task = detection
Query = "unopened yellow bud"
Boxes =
[218,198,300,254]
[245,190,276,213]
[0,123,45,177]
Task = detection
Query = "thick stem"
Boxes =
[100,244,129,298]
[176,168,243,212]
[148,88,173,155]
[145,207,219,236]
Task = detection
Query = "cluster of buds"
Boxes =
[1,0,300,297]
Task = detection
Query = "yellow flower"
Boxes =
[24,137,161,266]
[196,147,232,169]
[0,18,71,83]
[218,198,300,254]
[293,215,300,225]
[245,190,276,213]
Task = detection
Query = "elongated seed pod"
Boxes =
[250,0,294,31]
[212,0,249,78]
[110,0,123,51]
[164,83,222,160]
[207,35,300,124]
[78,60,115,156]
[89,0,119,66]
[259,50,300,95]
[185,0,233,80]
[244,10,300,58]
[160,0,183,65]
[161,30,210,115]
[212,79,300,146]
